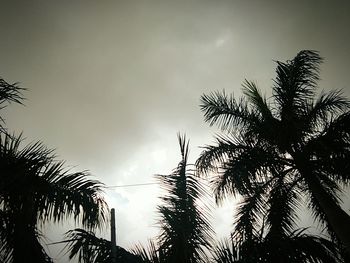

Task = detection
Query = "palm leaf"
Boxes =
[200,90,258,133]
[0,78,25,133]
[132,240,165,263]
[59,228,144,263]
[273,50,322,114]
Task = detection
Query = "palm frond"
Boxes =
[266,177,301,237]
[211,238,238,263]
[305,111,350,184]
[37,165,108,229]
[242,79,274,121]
[132,240,165,263]
[196,135,249,175]
[232,190,266,244]
[201,136,282,203]
[0,78,25,133]
[308,90,350,125]
[285,229,342,263]
[62,228,110,263]
[61,228,143,263]
[213,229,341,263]
[273,50,323,114]
[200,90,258,133]
[313,156,350,186]
[303,174,344,238]
[0,78,24,106]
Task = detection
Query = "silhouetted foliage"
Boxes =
[156,134,213,263]
[0,78,24,133]
[62,135,213,263]
[61,228,142,263]
[133,134,214,263]
[210,175,342,262]
[197,50,350,259]
[132,240,166,263]
[0,133,108,262]
[212,228,341,263]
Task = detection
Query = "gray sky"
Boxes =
[1,0,350,261]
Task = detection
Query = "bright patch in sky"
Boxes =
[214,31,231,48]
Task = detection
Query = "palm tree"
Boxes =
[155,134,213,263]
[0,133,108,262]
[196,50,350,256]
[133,134,213,263]
[0,77,24,133]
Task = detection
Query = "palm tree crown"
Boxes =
[196,50,350,258]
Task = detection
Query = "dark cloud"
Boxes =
[1,0,349,261]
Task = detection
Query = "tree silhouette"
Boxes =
[196,50,350,258]
[133,134,214,263]
[156,134,213,263]
[0,133,108,262]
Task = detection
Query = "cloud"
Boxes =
[1,1,350,262]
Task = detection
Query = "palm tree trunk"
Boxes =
[12,196,52,263]
[304,173,350,260]
[12,221,49,263]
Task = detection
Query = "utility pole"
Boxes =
[111,208,117,263]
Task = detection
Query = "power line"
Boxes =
[105,177,211,189]
[106,182,157,188]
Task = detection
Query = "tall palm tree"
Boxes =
[196,50,350,256]
[133,134,213,263]
[0,133,108,262]
[155,134,213,263]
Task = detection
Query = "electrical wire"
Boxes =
[105,177,210,189]
[106,182,157,188]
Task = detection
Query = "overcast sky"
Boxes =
[1,0,350,262]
